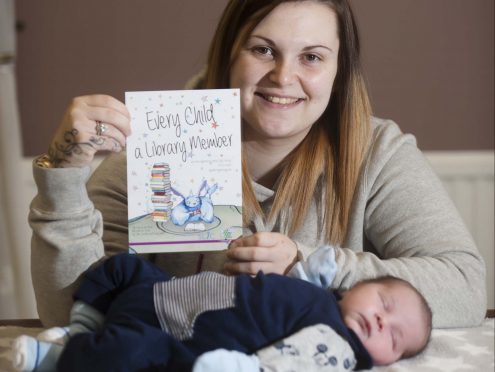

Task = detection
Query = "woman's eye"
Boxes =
[253,46,273,56]
[304,54,321,62]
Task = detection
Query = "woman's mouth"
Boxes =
[255,93,303,106]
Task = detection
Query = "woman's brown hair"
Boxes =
[204,0,371,245]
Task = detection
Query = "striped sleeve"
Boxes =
[153,272,236,340]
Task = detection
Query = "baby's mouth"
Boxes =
[359,314,371,338]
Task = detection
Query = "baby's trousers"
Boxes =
[57,254,196,372]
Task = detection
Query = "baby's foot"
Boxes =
[12,335,60,372]
[12,335,36,371]
[37,327,69,345]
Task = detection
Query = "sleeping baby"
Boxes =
[12,248,432,371]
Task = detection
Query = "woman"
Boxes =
[30,0,486,328]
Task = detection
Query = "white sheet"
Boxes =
[0,318,493,371]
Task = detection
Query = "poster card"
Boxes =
[126,89,242,253]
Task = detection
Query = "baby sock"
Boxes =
[12,335,63,372]
[37,300,104,345]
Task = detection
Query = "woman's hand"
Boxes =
[47,95,131,168]
[224,232,298,275]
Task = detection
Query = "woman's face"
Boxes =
[230,1,340,145]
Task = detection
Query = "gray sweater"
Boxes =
[30,118,486,328]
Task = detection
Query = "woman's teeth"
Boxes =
[264,95,299,105]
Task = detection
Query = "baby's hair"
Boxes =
[358,275,433,359]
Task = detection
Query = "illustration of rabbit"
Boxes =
[170,180,218,226]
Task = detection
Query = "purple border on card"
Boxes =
[129,240,229,246]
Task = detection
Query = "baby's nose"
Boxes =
[376,314,385,332]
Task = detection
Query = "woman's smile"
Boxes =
[255,92,305,107]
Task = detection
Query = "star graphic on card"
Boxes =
[215,98,221,104]
[233,91,238,96]
[211,122,219,129]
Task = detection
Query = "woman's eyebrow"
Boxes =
[301,45,333,53]
[249,35,333,52]
[249,35,275,45]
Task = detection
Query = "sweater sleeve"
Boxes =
[30,153,129,326]
[332,121,486,328]
[30,162,105,326]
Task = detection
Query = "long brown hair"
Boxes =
[204,0,371,245]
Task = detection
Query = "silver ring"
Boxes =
[95,121,108,136]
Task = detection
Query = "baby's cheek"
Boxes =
[364,339,392,365]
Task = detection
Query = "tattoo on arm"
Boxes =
[48,129,105,166]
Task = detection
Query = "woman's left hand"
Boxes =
[224,232,298,275]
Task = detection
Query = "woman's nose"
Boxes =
[269,59,296,86]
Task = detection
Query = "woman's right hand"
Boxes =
[47,95,131,168]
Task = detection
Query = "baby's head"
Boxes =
[338,276,432,366]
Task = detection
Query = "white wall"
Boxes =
[426,151,494,309]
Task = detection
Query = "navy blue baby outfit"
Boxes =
[57,254,372,371]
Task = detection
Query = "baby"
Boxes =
[13,252,432,371]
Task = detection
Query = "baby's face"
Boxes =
[339,281,427,365]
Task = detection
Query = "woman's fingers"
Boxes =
[225,232,298,275]
[87,106,131,134]
[94,122,127,149]
[229,232,278,249]
[227,246,272,262]
[85,109,128,149]
[49,95,131,167]
[85,119,126,152]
